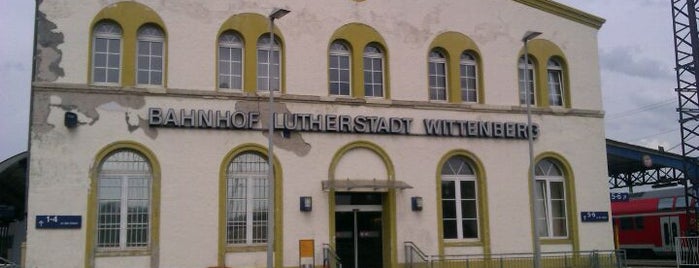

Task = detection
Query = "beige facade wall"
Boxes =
[28,0,610,267]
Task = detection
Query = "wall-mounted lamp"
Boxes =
[300,196,312,212]
[65,112,78,128]
[411,196,423,211]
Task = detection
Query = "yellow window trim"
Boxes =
[428,32,485,104]
[88,1,168,88]
[217,143,283,268]
[528,152,580,252]
[217,13,286,94]
[85,141,161,268]
[435,150,491,256]
[518,39,571,108]
[327,140,398,268]
[329,23,391,99]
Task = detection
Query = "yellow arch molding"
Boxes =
[528,152,580,252]
[435,149,491,256]
[327,140,398,268]
[217,143,284,268]
[88,1,168,88]
[84,141,161,268]
[518,39,571,108]
[429,32,485,104]
[217,13,287,94]
[329,23,391,99]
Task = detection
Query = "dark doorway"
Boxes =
[335,193,383,268]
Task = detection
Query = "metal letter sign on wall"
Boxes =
[580,211,609,222]
[35,215,82,229]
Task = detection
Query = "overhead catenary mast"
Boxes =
[671,0,699,233]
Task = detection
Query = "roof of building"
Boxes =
[514,0,606,29]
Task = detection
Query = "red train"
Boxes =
[611,188,697,257]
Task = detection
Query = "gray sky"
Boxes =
[0,0,681,161]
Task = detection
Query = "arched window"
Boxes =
[460,52,478,103]
[226,152,269,245]
[535,159,567,238]
[363,44,384,97]
[547,59,564,106]
[136,24,165,86]
[429,50,447,101]
[97,150,152,249]
[440,156,478,239]
[518,56,536,105]
[219,31,244,90]
[92,21,122,84]
[329,41,351,96]
[257,35,281,91]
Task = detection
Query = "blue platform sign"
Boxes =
[581,211,609,222]
[610,192,630,202]
[35,215,82,229]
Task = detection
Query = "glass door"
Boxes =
[335,193,383,268]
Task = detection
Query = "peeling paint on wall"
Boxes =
[236,101,311,157]
[34,0,65,82]
[32,92,152,138]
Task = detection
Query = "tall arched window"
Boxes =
[547,59,564,106]
[363,44,384,97]
[429,50,447,101]
[518,56,536,105]
[257,35,281,91]
[460,52,478,103]
[219,31,244,90]
[226,152,269,245]
[92,21,122,84]
[441,156,479,239]
[535,159,567,238]
[329,41,351,96]
[97,150,152,249]
[136,24,164,86]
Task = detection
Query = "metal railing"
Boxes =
[0,257,18,268]
[676,236,699,267]
[405,241,626,268]
[323,243,342,268]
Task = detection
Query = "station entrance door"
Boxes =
[335,192,383,268]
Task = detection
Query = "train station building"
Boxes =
[26,0,612,267]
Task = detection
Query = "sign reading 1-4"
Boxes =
[36,215,82,229]
[580,211,609,222]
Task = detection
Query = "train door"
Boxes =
[660,216,680,252]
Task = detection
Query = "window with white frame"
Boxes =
[329,41,351,96]
[363,44,384,97]
[218,31,243,90]
[226,152,269,245]
[535,159,568,238]
[547,59,564,106]
[429,50,447,101]
[92,21,122,84]
[460,52,478,103]
[257,35,281,91]
[97,150,151,249]
[518,56,536,105]
[136,24,164,86]
[441,156,479,240]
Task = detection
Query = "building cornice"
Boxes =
[513,0,605,29]
[32,82,604,118]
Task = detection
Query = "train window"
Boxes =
[620,218,634,230]
[658,197,674,211]
[676,196,687,209]
[634,217,644,229]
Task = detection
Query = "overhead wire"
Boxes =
[605,98,675,120]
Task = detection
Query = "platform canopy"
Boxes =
[607,139,699,189]
[0,152,27,222]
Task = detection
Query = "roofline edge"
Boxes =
[513,0,606,30]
